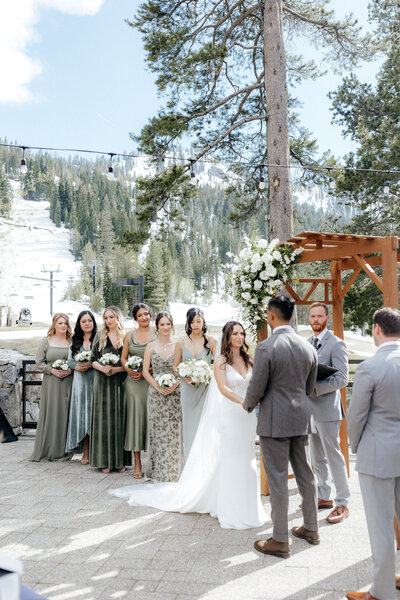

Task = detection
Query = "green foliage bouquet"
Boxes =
[226,237,303,333]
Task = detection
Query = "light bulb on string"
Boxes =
[20,147,28,174]
[383,180,390,194]
[189,159,196,184]
[259,165,266,190]
[107,153,115,181]
[327,168,335,190]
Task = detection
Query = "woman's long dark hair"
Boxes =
[71,311,97,356]
[185,307,210,354]
[132,303,152,321]
[155,311,174,333]
[220,321,252,368]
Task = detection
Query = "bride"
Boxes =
[109,320,267,530]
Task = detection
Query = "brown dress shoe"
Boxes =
[291,525,320,545]
[326,505,349,524]
[254,538,290,559]
[318,498,334,509]
[346,591,380,600]
[396,575,400,590]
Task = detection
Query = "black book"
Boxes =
[317,363,338,381]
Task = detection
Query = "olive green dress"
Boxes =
[30,338,73,462]
[124,332,157,452]
[89,334,132,470]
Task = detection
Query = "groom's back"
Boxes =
[255,330,317,438]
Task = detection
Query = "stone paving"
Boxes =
[1,435,399,600]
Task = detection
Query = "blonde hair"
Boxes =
[47,313,72,340]
[99,305,125,350]
[309,302,329,316]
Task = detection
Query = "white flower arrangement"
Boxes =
[156,373,177,388]
[176,359,212,387]
[126,355,143,371]
[99,353,120,366]
[74,350,92,363]
[52,359,69,370]
[226,237,303,332]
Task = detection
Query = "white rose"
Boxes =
[250,298,258,304]
[226,251,234,258]
[284,256,290,264]
[265,264,277,277]
[254,280,263,290]
[272,250,282,261]
[259,270,268,281]
[274,280,282,287]
[241,292,251,301]
[257,239,269,248]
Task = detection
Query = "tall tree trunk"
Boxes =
[263,0,293,243]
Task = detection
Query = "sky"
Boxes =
[0,0,382,164]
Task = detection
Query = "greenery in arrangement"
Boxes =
[226,238,302,333]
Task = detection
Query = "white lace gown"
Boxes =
[109,364,267,529]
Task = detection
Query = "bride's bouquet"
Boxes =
[126,355,143,371]
[176,359,212,387]
[52,359,69,370]
[156,373,177,388]
[74,350,91,363]
[99,353,120,366]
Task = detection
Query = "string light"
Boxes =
[20,147,28,174]
[327,168,335,190]
[259,165,266,190]
[189,159,196,184]
[384,178,390,194]
[1,142,399,184]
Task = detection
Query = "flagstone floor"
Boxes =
[1,434,399,600]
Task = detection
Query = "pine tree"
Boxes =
[144,239,167,313]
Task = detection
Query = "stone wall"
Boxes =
[0,350,41,434]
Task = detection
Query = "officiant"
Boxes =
[307,302,350,524]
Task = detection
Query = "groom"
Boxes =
[245,295,319,558]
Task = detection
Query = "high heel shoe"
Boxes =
[101,468,110,474]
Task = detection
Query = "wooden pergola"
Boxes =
[259,231,400,541]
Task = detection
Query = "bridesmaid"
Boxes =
[30,313,73,462]
[143,312,183,482]
[90,306,131,474]
[65,310,97,464]
[121,303,156,479]
[174,307,217,458]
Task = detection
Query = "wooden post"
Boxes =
[381,237,399,309]
[330,261,350,476]
[257,321,270,495]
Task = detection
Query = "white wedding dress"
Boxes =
[109,364,267,529]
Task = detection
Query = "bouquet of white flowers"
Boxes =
[226,237,303,333]
[99,353,120,366]
[126,355,143,371]
[52,359,69,370]
[156,373,177,388]
[176,359,212,387]
[74,350,91,363]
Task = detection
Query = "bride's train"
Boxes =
[109,365,267,530]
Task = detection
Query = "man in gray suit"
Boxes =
[245,295,319,559]
[347,307,400,600]
[307,302,350,524]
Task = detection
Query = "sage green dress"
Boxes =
[65,345,94,454]
[124,332,157,452]
[180,346,213,459]
[30,338,73,462]
[89,335,132,470]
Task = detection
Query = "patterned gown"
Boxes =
[147,351,184,482]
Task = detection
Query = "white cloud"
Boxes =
[0,0,105,104]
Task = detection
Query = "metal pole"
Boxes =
[92,265,96,292]
[50,272,54,316]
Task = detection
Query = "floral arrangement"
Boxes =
[226,237,303,331]
[99,353,120,366]
[156,373,177,388]
[176,359,212,387]
[126,356,143,371]
[52,359,69,370]
[74,350,91,363]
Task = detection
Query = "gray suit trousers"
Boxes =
[310,420,350,506]
[259,435,318,543]
[359,473,400,600]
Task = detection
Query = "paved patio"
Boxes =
[1,434,399,600]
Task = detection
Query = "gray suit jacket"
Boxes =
[307,330,348,422]
[348,341,400,478]
[245,327,318,437]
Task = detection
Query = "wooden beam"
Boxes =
[299,239,384,263]
[353,255,384,292]
[339,268,361,301]
[284,283,302,302]
[257,321,270,496]
[302,281,320,302]
[297,278,333,283]
[338,255,384,271]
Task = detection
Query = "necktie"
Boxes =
[313,337,319,349]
